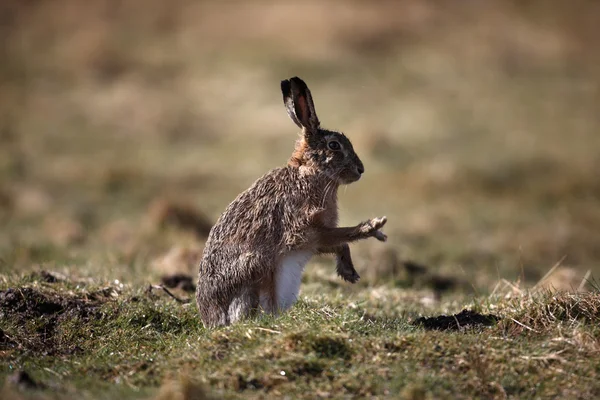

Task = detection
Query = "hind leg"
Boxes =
[259,272,277,314]
[228,284,260,324]
[196,279,231,328]
[198,253,273,326]
[197,299,229,328]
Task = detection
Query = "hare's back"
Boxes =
[206,167,307,247]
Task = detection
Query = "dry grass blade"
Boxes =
[509,318,539,333]
[579,270,592,292]
[254,327,282,334]
[147,284,191,304]
[532,255,567,291]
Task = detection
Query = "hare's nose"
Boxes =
[357,164,364,175]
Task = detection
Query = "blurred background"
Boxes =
[1,0,599,295]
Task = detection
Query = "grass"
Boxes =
[1,273,600,399]
[1,0,600,398]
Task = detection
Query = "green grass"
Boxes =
[2,274,600,399]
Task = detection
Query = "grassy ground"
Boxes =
[1,274,600,399]
[1,0,600,398]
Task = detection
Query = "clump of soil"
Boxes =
[0,286,115,355]
[1,288,66,317]
[160,273,196,292]
[28,270,66,283]
[413,310,500,331]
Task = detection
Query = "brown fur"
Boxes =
[288,137,309,168]
[196,77,387,328]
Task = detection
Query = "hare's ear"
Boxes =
[281,77,320,132]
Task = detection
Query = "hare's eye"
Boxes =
[327,141,341,151]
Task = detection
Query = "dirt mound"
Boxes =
[0,287,115,355]
[0,287,111,319]
[1,288,66,317]
[413,310,500,331]
[160,273,196,292]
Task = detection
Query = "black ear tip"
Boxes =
[289,76,307,88]
[281,79,292,97]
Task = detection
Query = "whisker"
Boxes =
[320,171,340,209]
[320,181,332,208]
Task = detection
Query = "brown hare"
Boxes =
[196,77,387,328]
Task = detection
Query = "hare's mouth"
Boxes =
[340,169,362,184]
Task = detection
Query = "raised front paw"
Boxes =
[337,259,360,284]
[360,216,388,242]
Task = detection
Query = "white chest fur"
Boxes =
[273,250,313,312]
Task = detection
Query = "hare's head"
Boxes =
[282,77,364,184]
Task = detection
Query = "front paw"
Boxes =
[373,230,387,242]
[336,260,360,284]
[360,216,388,241]
[339,268,360,284]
